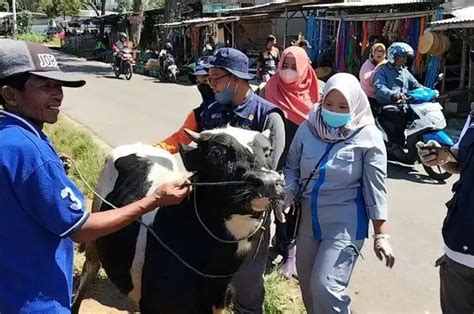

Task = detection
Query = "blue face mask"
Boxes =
[321,107,352,128]
[215,79,237,104]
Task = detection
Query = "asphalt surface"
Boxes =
[57,53,459,314]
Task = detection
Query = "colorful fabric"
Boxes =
[265,46,320,125]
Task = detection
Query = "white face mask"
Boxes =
[279,69,299,84]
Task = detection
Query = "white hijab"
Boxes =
[308,73,375,142]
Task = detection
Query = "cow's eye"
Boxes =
[209,146,226,159]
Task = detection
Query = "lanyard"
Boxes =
[0,110,41,139]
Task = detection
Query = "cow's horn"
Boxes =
[184,128,201,142]
[261,129,271,139]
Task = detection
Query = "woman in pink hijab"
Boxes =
[264,46,320,279]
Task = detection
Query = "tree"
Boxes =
[82,0,107,16]
[116,0,132,12]
[147,0,163,9]
[129,0,148,48]
[17,10,32,33]
[0,0,9,11]
[44,0,82,19]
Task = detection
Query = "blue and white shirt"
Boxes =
[285,122,388,240]
[0,111,89,313]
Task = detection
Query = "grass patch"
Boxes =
[45,115,304,313]
[14,32,48,43]
[44,115,107,199]
[264,271,305,313]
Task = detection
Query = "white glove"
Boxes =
[374,234,395,268]
[416,140,454,167]
[274,205,290,223]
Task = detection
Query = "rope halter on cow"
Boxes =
[68,157,268,278]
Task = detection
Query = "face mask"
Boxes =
[197,83,214,100]
[279,69,299,84]
[321,107,352,128]
[215,79,237,104]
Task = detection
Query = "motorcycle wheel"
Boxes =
[114,65,121,78]
[124,63,133,80]
[423,164,452,181]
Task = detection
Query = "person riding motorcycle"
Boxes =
[159,42,176,78]
[112,32,132,69]
[374,42,423,147]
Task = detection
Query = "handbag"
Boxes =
[286,142,339,241]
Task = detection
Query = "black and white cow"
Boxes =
[72,126,284,314]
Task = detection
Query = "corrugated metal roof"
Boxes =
[214,0,289,13]
[157,16,240,28]
[430,6,474,30]
[305,0,432,9]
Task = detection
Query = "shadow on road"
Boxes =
[73,275,138,312]
[387,162,447,185]
[60,62,113,77]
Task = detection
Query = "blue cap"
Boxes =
[205,48,255,80]
[191,61,208,76]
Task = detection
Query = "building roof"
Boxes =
[157,16,241,28]
[305,0,432,9]
[430,6,474,30]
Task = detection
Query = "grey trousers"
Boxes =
[437,254,474,314]
[296,234,364,314]
[231,219,271,314]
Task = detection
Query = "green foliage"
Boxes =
[43,0,82,18]
[44,116,107,200]
[17,10,32,34]
[14,32,47,42]
[147,0,163,9]
[0,0,9,11]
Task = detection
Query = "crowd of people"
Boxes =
[0,33,473,314]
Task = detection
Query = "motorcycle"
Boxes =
[375,93,454,181]
[158,49,178,83]
[113,48,134,80]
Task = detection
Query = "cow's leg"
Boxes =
[71,242,101,314]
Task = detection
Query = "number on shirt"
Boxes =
[61,186,83,211]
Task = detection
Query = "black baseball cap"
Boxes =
[0,39,85,88]
[205,48,255,80]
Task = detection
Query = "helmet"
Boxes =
[387,42,414,63]
[119,32,127,40]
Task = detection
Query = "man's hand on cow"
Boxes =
[151,179,192,207]
[59,153,71,174]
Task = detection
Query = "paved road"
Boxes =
[57,53,457,314]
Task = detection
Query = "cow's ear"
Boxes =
[261,129,271,139]
[184,128,201,143]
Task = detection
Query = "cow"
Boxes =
[72,126,285,314]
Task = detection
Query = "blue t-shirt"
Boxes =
[0,111,89,313]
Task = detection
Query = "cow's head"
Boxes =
[179,126,284,219]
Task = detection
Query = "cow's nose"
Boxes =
[250,171,285,192]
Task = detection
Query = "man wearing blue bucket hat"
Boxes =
[207,47,285,314]
[157,48,285,313]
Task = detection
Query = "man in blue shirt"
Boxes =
[0,39,191,313]
[374,42,423,147]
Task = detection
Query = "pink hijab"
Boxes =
[265,46,319,125]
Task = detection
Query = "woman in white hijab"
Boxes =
[282,73,395,313]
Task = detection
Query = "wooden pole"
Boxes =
[284,7,288,48]
[231,22,235,48]
[460,39,467,88]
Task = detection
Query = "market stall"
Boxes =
[428,6,474,105]
[304,0,438,77]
